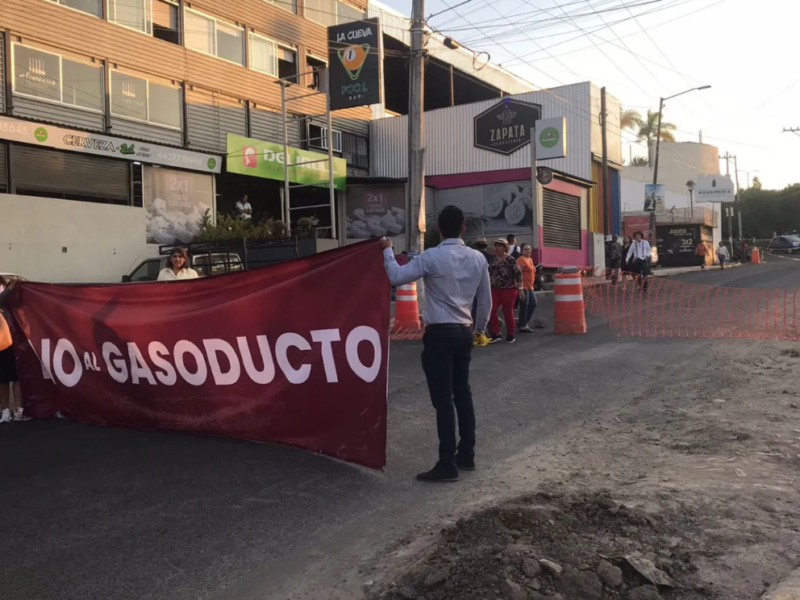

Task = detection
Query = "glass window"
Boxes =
[250,34,277,76]
[14,45,61,103]
[263,0,297,14]
[48,0,102,16]
[62,59,103,112]
[111,71,148,122]
[216,22,244,65]
[337,1,364,23]
[305,0,336,27]
[278,47,298,83]
[185,10,215,55]
[148,83,181,129]
[153,0,180,45]
[109,0,153,34]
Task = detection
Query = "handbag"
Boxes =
[0,312,12,352]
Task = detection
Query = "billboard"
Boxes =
[434,180,534,237]
[345,184,406,239]
[696,174,735,203]
[328,18,382,110]
[143,167,214,245]
[226,134,346,191]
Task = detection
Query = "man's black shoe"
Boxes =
[416,462,459,482]
[455,454,475,471]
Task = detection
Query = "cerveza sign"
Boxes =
[474,99,542,155]
[226,134,347,191]
[0,116,221,173]
[328,18,382,110]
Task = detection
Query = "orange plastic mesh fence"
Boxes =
[584,272,800,340]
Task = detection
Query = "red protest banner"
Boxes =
[5,240,389,469]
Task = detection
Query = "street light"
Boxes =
[739,169,759,189]
[686,180,695,218]
[650,85,711,242]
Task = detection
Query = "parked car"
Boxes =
[123,252,244,282]
[768,235,800,254]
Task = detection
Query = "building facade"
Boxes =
[369,82,623,268]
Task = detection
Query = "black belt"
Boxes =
[425,323,470,330]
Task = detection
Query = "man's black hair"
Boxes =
[507,233,516,243]
[437,205,465,239]
[633,231,644,239]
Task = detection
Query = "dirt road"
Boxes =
[369,340,800,600]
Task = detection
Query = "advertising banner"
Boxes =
[0,116,221,173]
[435,180,534,238]
[644,184,665,211]
[143,167,215,245]
[623,215,651,240]
[345,184,406,239]
[656,224,701,267]
[226,134,347,191]
[328,18,382,110]
[534,117,567,160]
[5,241,389,469]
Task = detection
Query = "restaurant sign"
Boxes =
[226,134,347,191]
[474,98,542,156]
[0,116,221,173]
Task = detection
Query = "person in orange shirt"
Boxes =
[516,244,538,333]
[695,240,707,270]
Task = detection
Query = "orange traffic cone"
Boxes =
[752,248,761,264]
[554,273,587,335]
[392,282,421,334]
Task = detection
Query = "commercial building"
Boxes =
[368,82,623,269]
[621,141,723,267]
[0,0,533,282]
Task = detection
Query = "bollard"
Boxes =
[553,272,587,334]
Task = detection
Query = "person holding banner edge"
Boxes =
[381,206,492,482]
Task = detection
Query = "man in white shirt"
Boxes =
[235,195,252,221]
[626,231,652,291]
[381,205,491,482]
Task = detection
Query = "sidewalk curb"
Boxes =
[761,568,800,600]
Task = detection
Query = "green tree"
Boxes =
[636,109,676,145]
[739,183,800,238]
[752,176,763,190]
[629,156,649,167]
[620,108,642,132]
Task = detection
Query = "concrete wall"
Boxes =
[622,141,720,197]
[0,194,157,283]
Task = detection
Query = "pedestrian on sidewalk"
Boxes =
[507,234,522,259]
[488,239,523,344]
[471,238,493,344]
[381,206,491,483]
[606,235,622,284]
[695,241,708,270]
[717,242,730,270]
[0,307,24,423]
[620,235,633,281]
[627,231,652,292]
[516,244,538,333]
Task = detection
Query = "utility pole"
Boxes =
[783,127,800,137]
[407,0,426,254]
[733,155,742,241]
[721,152,732,176]
[720,153,734,246]
[601,87,610,235]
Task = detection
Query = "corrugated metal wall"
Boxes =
[13,97,104,131]
[371,82,594,181]
[110,118,182,147]
[186,88,246,153]
[590,160,606,234]
[250,105,303,147]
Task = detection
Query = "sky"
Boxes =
[380,0,800,190]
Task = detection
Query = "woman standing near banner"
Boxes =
[158,248,199,281]
[0,306,24,423]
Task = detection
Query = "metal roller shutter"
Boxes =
[11,145,129,202]
[543,188,581,249]
[0,143,7,193]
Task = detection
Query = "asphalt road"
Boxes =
[2,260,798,600]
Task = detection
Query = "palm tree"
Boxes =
[620,108,642,132]
[629,156,649,167]
[636,109,676,145]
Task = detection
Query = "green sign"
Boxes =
[34,127,48,142]
[539,127,559,148]
[226,134,347,191]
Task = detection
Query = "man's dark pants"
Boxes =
[421,324,475,465]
